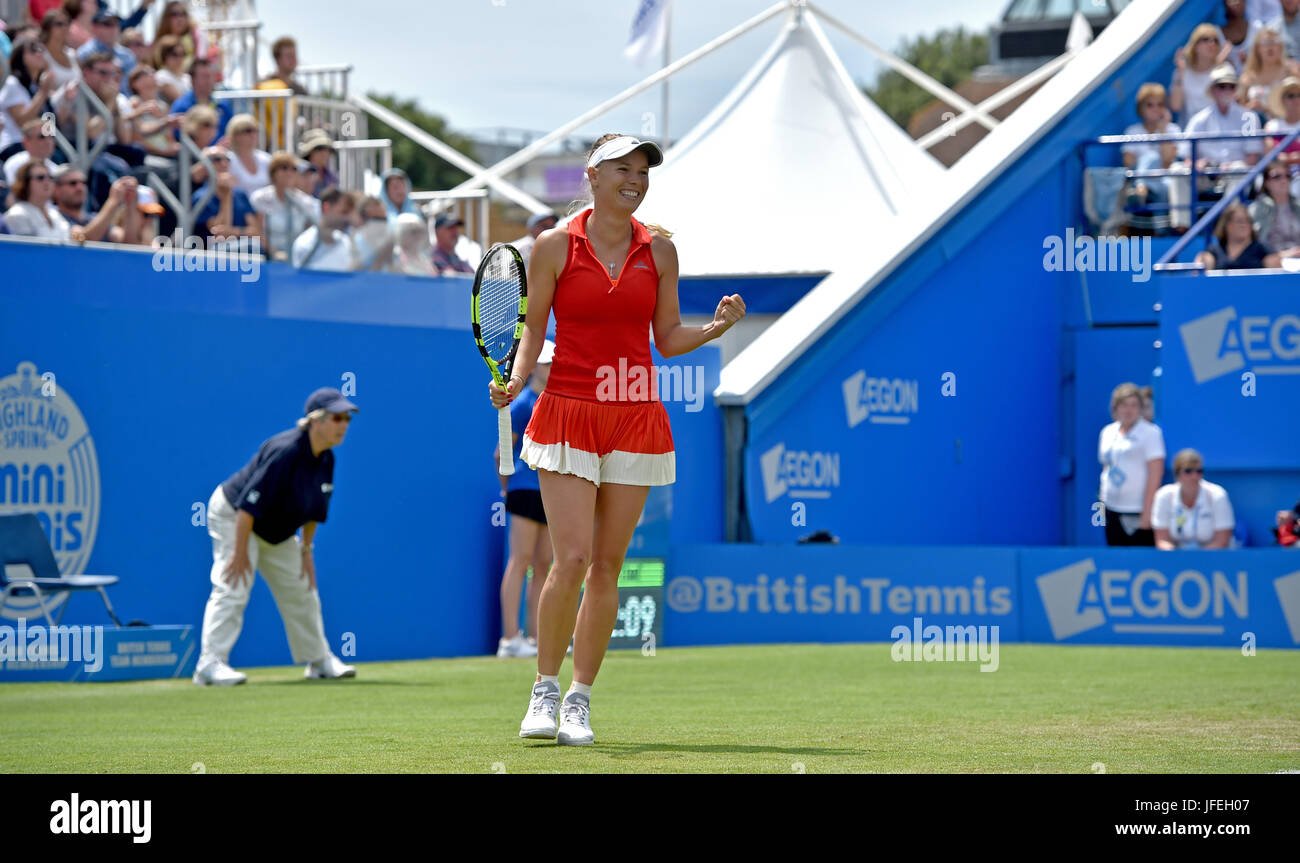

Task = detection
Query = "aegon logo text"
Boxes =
[843,371,919,428]
[759,443,840,503]
[1179,306,1300,384]
[666,574,1013,616]
[1035,558,1248,640]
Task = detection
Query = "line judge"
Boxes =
[193,388,358,685]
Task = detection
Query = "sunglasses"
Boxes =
[208,156,229,164]
[59,178,88,186]
[1180,467,1204,475]
[1266,172,1288,180]
[1214,83,1237,90]
[29,173,51,182]
[168,49,187,58]
[1286,92,1300,99]
[330,413,352,423]
[1197,36,1219,44]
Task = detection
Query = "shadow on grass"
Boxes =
[589,742,864,758]
[247,679,444,688]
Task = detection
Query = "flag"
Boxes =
[624,0,671,65]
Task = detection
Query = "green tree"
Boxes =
[865,28,989,129]
[363,92,479,191]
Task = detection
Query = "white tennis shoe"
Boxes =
[192,659,247,686]
[304,654,356,679]
[557,692,594,746]
[497,633,538,658]
[519,680,561,738]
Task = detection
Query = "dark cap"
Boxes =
[92,10,122,24]
[434,213,464,230]
[526,211,557,231]
[304,387,358,416]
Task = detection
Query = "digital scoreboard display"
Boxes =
[608,558,664,651]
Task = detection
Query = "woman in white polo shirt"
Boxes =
[1099,382,1166,546]
[1152,449,1235,550]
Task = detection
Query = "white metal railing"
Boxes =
[203,20,261,90]
[351,92,547,216]
[335,139,392,196]
[296,96,365,145]
[143,129,221,239]
[296,65,353,98]
[54,82,117,173]
[410,189,491,262]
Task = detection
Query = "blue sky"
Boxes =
[257,0,1009,143]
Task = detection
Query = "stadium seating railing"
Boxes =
[296,64,353,98]
[334,138,392,196]
[1080,128,1299,235]
[1155,124,1300,270]
[410,189,491,256]
[56,82,118,173]
[203,18,262,90]
[143,129,220,238]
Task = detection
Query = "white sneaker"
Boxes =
[497,633,538,658]
[192,659,247,686]
[519,680,561,739]
[304,654,356,679]
[557,692,594,746]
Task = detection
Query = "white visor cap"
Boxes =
[586,136,664,170]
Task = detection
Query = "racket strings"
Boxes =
[476,256,523,362]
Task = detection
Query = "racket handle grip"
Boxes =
[498,405,515,477]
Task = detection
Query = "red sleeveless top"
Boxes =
[544,209,661,403]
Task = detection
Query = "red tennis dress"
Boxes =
[519,209,675,486]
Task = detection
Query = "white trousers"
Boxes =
[199,486,330,667]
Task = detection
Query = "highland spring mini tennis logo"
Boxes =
[0,362,100,621]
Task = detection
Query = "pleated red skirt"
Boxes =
[520,391,675,487]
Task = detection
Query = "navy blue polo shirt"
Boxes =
[221,427,334,544]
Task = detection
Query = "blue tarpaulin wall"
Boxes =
[0,244,722,666]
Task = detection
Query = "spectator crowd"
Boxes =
[0,0,526,274]
[1111,0,1300,268]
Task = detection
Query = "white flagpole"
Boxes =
[662,3,672,148]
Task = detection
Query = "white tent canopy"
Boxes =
[633,7,945,278]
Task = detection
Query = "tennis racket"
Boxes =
[471,243,528,477]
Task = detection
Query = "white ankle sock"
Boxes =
[538,674,560,689]
[569,681,592,698]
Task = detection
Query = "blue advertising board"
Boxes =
[1159,277,1300,470]
[1020,548,1300,648]
[665,544,1300,649]
[0,624,197,682]
[665,544,1020,645]
[0,243,726,669]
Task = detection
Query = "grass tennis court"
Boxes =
[1,644,1296,773]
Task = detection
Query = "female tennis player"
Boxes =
[489,133,745,745]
